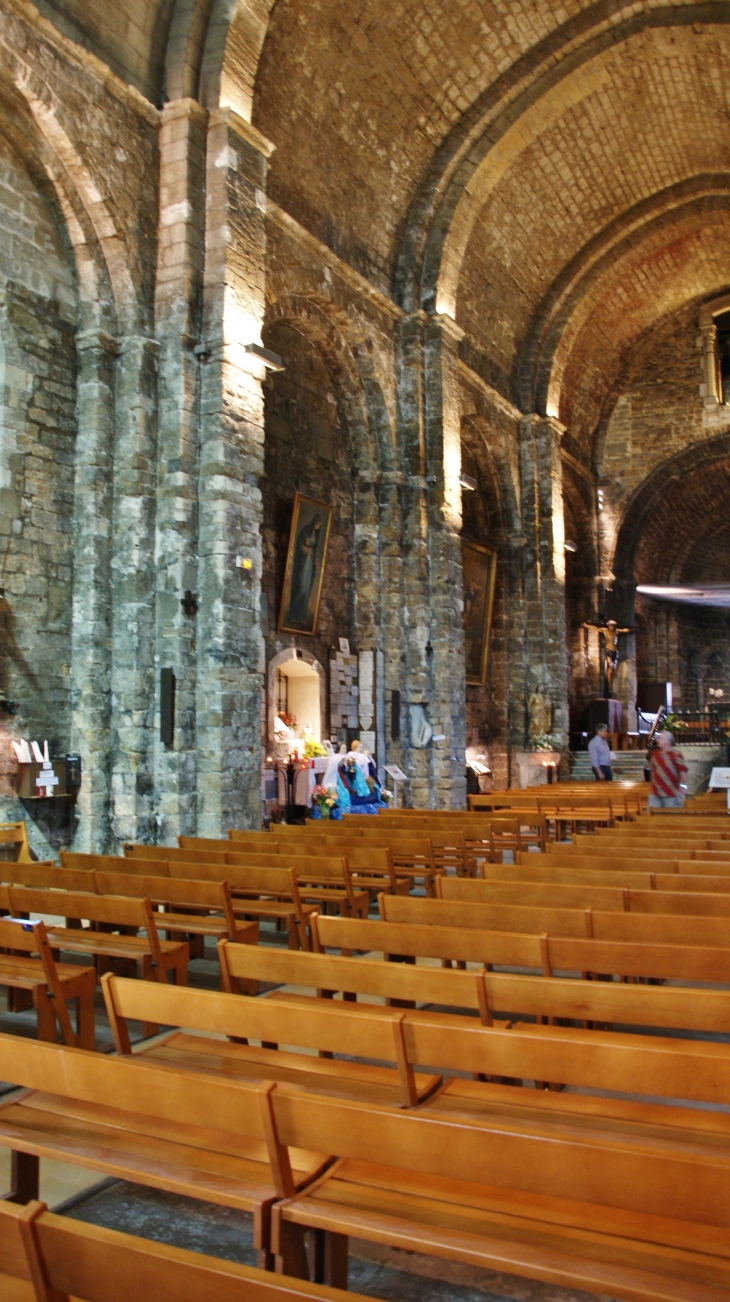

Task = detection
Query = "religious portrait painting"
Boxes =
[462,540,497,685]
[278,492,333,636]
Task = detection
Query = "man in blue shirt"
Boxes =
[588,723,613,781]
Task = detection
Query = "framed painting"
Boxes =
[462,540,497,685]
[278,492,333,636]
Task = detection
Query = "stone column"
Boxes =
[700,322,719,407]
[153,98,207,843]
[423,313,467,808]
[519,414,569,751]
[196,108,273,835]
[376,471,407,779]
[109,334,159,846]
[395,311,431,806]
[69,330,116,851]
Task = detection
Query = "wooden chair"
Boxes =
[0,915,95,1050]
[6,885,189,988]
[0,1032,329,1266]
[0,1196,377,1302]
[101,974,441,1107]
[263,1083,730,1299]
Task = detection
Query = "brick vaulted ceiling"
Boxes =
[36,1,730,466]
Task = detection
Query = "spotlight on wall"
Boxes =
[564,540,578,553]
[245,343,285,371]
[459,473,477,492]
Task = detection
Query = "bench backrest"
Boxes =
[475,861,730,894]
[0,820,31,861]
[263,1077,730,1226]
[94,872,239,938]
[435,875,730,916]
[61,851,173,877]
[314,913,730,981]
[218,938,730,1038]
[0,1198,367,1302]
[101,974,417,1102]
[0,1031,267,1142]
[171,860,299,899]
[379,891,730,943]
[0,861,92,892]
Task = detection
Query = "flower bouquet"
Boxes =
[278,710,297,729]
[311,784,338,820]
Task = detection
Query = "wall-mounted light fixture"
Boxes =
[459,473,477,491]
[564,540,578,553]
[245,343,285,371]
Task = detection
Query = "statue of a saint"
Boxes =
[528,684,552,747]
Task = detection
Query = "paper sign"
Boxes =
[709,768,730,789]
[385,765,408,782]
[359,731,375,753]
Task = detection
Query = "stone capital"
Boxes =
[160,97,209,129]
[76,328,119,356]
[428,312,465,347]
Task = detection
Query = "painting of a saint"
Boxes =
[462,540,497,685]
[278,493,332,635]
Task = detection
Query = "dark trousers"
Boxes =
[592,765,613,782]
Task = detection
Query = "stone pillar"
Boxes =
[70,330,116,850]
[395,312,431,806]
[423,313,466,808]
[700,322,719,406]
[153,98,207,843]
[196,108,273,835]
[109,334,159,846]
[377,471,407,779]
[519,415,569,751]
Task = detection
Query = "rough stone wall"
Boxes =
[261,320,355,708]
[0,132,77,754]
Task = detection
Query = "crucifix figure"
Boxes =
[601,620,631,698]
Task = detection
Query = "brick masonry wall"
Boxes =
[0,132,77,755]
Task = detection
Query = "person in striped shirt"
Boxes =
[648,731,688,808]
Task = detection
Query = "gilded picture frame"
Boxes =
[462,539,497,685]
[278,492,333,636]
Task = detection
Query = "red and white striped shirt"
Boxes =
[650,747,687,799]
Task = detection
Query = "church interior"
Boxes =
[2,4,730,1302]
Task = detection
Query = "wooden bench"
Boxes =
[473,858,730,895]
[378,890,730,946]
[313,914,730,983]
[170,863,315,949]
[263,1081,730,1299]
[0,915,95,1050]
[433,874,730,917]
[101,974,442,1107]
[94,870,259,954]
[6,885,189,988]
[1,860,103,892]
[0,1195,376,1302]
[0,1033,329,1266]
[0,822,32,863]
[218,937,730,1039]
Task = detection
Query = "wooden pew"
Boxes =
[0,861,102,892]
[476,858,730,894]
[0,1032,329,1264]
[313,914,730,984]
[0,1196,377,1302]
[264,1082,730,1299]
[170,863,315,949]
[6,885,189,987]
[0,821,32,862]
[218,938,730,1039]
[94,871,259,950]
[378,891,730,946]
[0,915,95,1050]
[432,874,730,917]
[101,974,441,1107]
